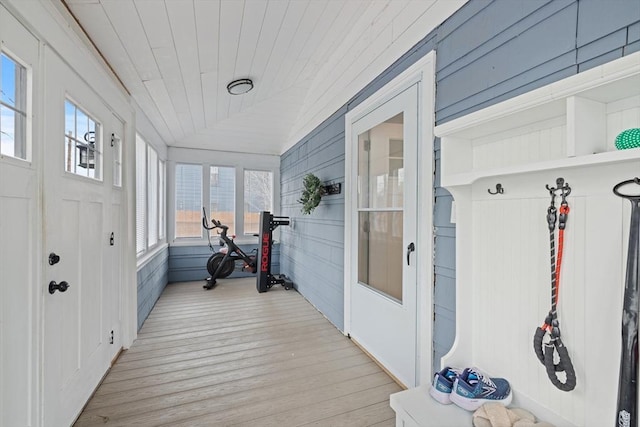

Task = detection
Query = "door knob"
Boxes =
[406,242,415,265]
[49,281,70,294]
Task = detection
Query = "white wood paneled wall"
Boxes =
[469,164,634,426]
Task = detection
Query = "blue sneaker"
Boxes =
[429,367,461,404]
[449,368,512,411]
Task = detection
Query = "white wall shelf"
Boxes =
[431,52,640,427]
[442,147,640,187]
[437,53,640,189]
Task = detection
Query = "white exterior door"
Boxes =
[1,7,40,426]
[348,84,419,387]
[42,48,122,427]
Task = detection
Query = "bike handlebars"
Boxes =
[202,207,229,233]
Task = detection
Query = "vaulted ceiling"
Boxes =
[63,0,465,155]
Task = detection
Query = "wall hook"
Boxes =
[488,183,504,195]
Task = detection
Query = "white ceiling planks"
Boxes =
[201,71,219,129]
[236,0,289,111]
[251,1,308,105]
[99,0,160,82]
[194,0,220,75]
[227,0,268,117]
[277,0,344,94]
[65,2,139,85]
[291,0,444,145]
[268,0,328,95]
[144,79,184,141]
[63,0,467,154]
[296,1,366,86]
[165,1,205,131]
[153,45,194,137]
[134,0,173,49]
[216,0,245,122]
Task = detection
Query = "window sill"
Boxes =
[171,236,260,247]
[136,242,169,270]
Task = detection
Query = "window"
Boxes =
[210,166,235,234]
[135,137,147,255]
[244,170,273,235]
[64,99,101,179]
[112,133,122,187]
[159,160,166,240]
[148,146,158,246]
[136,133,166,257]
[0,52,27,160]
[175,163,202,238]
[172,160,277,241]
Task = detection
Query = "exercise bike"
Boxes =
[202,208,257,290]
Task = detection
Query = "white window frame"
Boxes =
[63,97,102,180]
[168,148,280,245]
[174,162,203,240]
[0,49,30,162]
[243,169,274,236]
[209,165,236,235]
[136,133,166,259]
[135,136,147,256]
[112,132,122,187]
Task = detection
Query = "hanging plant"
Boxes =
[298,173,325,215]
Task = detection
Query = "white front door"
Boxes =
[42,49,122,427]
[348,84,418,387]
[0,7,40,425]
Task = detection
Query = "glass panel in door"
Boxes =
[357,112,404,301]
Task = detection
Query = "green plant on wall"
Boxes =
[298,173,325,215]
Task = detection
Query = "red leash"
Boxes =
[534,178,576,392]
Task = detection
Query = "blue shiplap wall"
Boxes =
[137,246,169,330]
[280,109,347,329]
[280,0,640,374]
[168,243,280,283]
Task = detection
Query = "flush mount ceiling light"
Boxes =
[226,78,253,95]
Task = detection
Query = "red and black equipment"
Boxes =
[533,177,576,392]
[257,211,294,293]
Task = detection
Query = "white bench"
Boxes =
[390,385,472,427]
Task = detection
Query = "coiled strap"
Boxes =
[534,323,577,391]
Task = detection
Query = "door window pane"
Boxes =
[1,53,28,160]
[357,112,404,301]
[244,170,272,235]
[358,211,403,301]
[64,99,101,179]
[210,166,235,234]
[358,113,403,209]
[175,164,202,238]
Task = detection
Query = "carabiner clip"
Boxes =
[547,206,557,231]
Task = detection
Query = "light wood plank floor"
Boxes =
[74,278,402,426]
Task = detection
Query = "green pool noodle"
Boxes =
[615,128,640,150]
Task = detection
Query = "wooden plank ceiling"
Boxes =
[63,0,459,155]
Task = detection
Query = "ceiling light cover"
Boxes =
[227,78,253,95]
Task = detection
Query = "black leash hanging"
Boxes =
[533,177,576,392]
[613,177,640,427]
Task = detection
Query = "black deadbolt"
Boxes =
[49,281,70,294]
[48,252,60,265]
